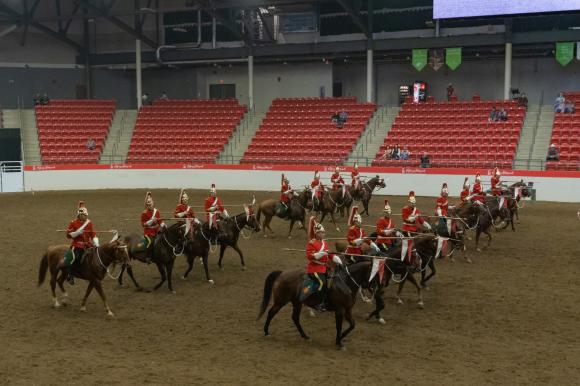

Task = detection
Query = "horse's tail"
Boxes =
[257,270,282,320]
[256,205,262,224]
[38,252,49,287]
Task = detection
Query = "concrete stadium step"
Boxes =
[16,109,42,165]
[217,111,265,164]
[513,105,554,170]
[513,106,539,169]
[345,105,399,166]
[99,110,138,164]
[1,109,21,128]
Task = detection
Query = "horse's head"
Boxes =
[374,175,387,189]
[244,204,261,232]
[107,239,131,266]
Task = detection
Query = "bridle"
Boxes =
[95,245,127,280]
[162,228,185,256]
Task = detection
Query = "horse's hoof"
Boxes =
[466,258,473,264]
[208,279,215,285]
[135,287,144,292]
[417,301,425,309]
[304,336,311,341]
[53,301,61,309]
[180,275,187,281]
[476,248,482,253]
[241,266,247,271]
[422,285,431,291]
[308,309,316,317]
[170,290,176,294]
[288,235,292,240]
[335,227,340,232]
[80,306,87,312]
[466,236,472,241]
[263,234,268,238]
[378,318,386,325]
[337,345,346,352]
[397,298,404,305]
[219,266,224,271]
[106,310,115,318]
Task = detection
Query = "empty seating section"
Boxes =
[546,92,580,171]
[241,97,375,165]
[127,99,246,163]
[372,100,525,169]
[36,100,115,164]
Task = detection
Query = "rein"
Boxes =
[163,231,185,256]
[198,225,218,253]
[95,246,124,280]
[233,214,252,239]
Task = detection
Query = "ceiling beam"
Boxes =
[63,1,80,35]
[79,0,157,49]
[335,0,370,38]
[0,0,83,51]
[191,0,252,46]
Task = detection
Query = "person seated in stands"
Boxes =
[564,101,575,114]
[401,147,410,160]
[160,91,169,101]
[554,93,565,112]
[338,110,348,123]
[331,111,340,126]
[33,93,41,106]
[86,137,96,151]
[141,93,151,106]
[420,153,431,168]
[447,83,454,101]
[489,107,499,122]
[392,144,401,159]
[499,108,508,121]
[40,93,50,105]
[518,93,528,109]
[546,144,559,161]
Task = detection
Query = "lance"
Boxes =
[281,248,401,261]
[389,213,465,220]
[56,229,120,233]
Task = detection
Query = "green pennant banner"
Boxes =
[412,49,428,71]
[445,47,462,70]
[556,42,574,66]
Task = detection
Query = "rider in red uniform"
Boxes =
[470,173,485,204]
[435,183,452,235]
[401,191,431,236]
[330,166,345,197]
[141,191,166,261]
[302,216,342,310]
[351,162,360,189]
[310,171,325,211]
[278,174,294,218]
[490,167,502,196]
[459,177,470,205]
[174,188,199,225]
[345,206,380,261]
[376,200,398,253]
[204,183,228,230]
[63,201,98,284]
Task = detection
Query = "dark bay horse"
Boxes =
[38,238,129,316]
[182,221,213,284]
[341,176,386,217]
[216,206,261,270]
[257,188,309,238]
[316,188,344,231]
[505,181,531,227]
[258,261,374,349]
[119,222,189,293]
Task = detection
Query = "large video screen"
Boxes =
[434,0,580,19]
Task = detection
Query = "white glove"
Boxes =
[145,219,155,226]
[160,222,167,229]
[313,251,327,260]
[383,229,394,236]
[209,207,216,213]
[194,218,201,225]
[354,238,364,246]
[395,231,404,238]
[223,210,229,218]
[177,212,186,218]
[436,208,442,216]
[407,216,416,222]
[92,237,100,247]
[370,242,380,253]
[423,222,432,230]
[448,205,455,210]
[332,255,343,265]
[69,230,82,238]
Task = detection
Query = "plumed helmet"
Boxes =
[383,199,391,215]
[463,177,470,189]
[348,206,361,226]
[354,162,359,171]
[77,201,88,216]
[308,216,325,239]
[441,182,448,195]
[314,171,320,180]
[493,167,501,177]
[475,173,481,183]
[210,183,216,194]
[408,191,416,205]
[179,188,189,204]
[335,166,340,173]
[144,191,154,207]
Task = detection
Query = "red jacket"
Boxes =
[204,196,224,221]
[402,205,424,232]
[330,173,345,190]
[174,204,196,220]
[346,225,368,255]
[306,239,330,274]
[310,180,324,198]
[351,170,360,187]
[376,217,395,245]
[141,208,162,237]
[66,218,96,249]
[280,183,293,203]
[491,176,501,196]
[471,183,485,203]
[435,196,449,217]
[460,188,470,203]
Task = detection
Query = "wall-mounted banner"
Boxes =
[556,42,574,66]
[445,47,462,70]
[412,49,428,71]
[429,49,444,71]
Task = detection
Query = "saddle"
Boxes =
[132,237,150,255]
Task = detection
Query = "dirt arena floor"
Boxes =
[1,188,579,385]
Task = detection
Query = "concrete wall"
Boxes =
[22,166,580,203]
[334,57,580,106]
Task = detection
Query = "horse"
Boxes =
[505,181,531,226]
[257,188,309,238]
[444,202,483,262]
[118,222,190,293]
[216,205,262,270]
[316,188,344,231]
[181,220,215,284]
[258,260,375,349]
[38,237,129,316]
[341,176,386,217]
[468,200,501,252]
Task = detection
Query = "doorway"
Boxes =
[209,83,236,99]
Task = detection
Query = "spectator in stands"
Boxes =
[141,93,151,106]
[401,147,410,160]
[331,111,339,125]
[564,101,575,114]
[40,93,50,105]
[447,83,454,101]
[160,91,169,101]
[33,93,41,106]
[554,93,565,112]
[86,137,97,151]
[420,153,431,168]
[546,144,559,161]
[392,144,401,159]
[518,93,528,109]
[499,108,508,121]
[489,107,499,122]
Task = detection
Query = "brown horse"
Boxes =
[216,207,262,270]
[38,238,129,316]
[257,188,309,238]
[339,175,387,217]
[257,260,374,348]
[316,188,343,231]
